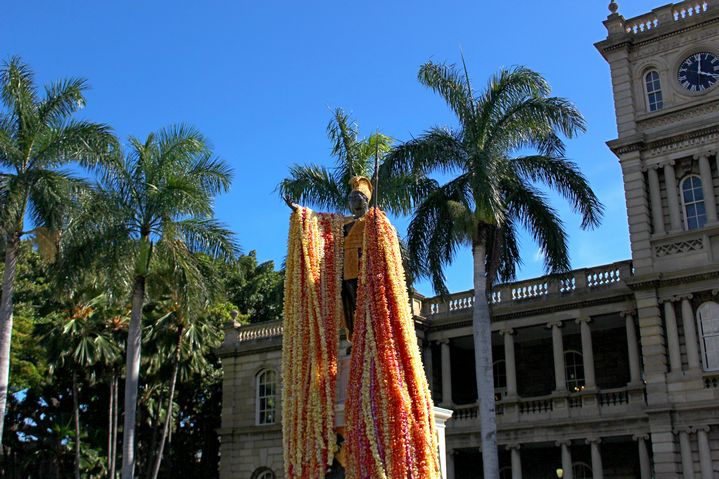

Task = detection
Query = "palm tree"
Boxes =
[65,125,236,479]
[278,108,436,214]
[385,61,603,478]
[0,56,116,445]
[44,294,120,479]
[145,257,222,479]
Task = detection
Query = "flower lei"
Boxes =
[345,208,440,479]
[282,207,344,479]
[283,207,439,479]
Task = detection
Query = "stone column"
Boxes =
[663,300,682,373]
[623,311,642,384]
[647,166,666,235]
[697,426,714,479]
[446,449,455,479]
[440,339,453,406]
[678,430,694,478]
[664,162,683,232]
[587,438,603,479]
[501,328,518,397]
[549,321,566,392]
[557,441,573,479]
[423,341,433,392]
[577,316,596,390]
[634,434,652,479]
[680,296,701,370]
[698,154,718,223]
[507,444,522,479]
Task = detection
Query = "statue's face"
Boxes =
[348,190,369,218]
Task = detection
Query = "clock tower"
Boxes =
[597,1,719,477]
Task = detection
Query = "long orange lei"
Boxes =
[345,208,439,479]
[283,207,344,479]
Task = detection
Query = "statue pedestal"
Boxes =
[334,344,454,478]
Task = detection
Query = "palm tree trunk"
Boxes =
[121,276,146,479]
[472,241,498,479]
[108,374,115,479]
[0,233,20,447]
[111,374,119,479]
[149,324,183,479]
[72,371,81,479]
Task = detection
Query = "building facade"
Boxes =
[218,1,719,477]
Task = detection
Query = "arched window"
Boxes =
[681,175,707,230]
[565,350,585,392]
[572,461,593,479]
[256,369,277,425]
[645,71,664,112]
[251,467,275,479]
[697,302,719,371]
[493,359,507,400]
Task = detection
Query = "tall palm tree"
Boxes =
[0,56,116,444]
[278,108,436,214]
[385,61,603,478]
[65,125,236,479]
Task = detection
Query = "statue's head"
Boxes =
[348,176,372,218]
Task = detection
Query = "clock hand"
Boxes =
[698,71,718,77]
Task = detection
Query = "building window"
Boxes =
[572,462,593,479]
[256,369,277,425]
[565,350,585,392]
[697,302,719,371]
[251,468,275,479]
[681,175,707,230]
[493,359,507,400]
[645,71,663,112]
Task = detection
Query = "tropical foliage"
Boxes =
[279,108,436,215]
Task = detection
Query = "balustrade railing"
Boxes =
[598,388,630,406]
[518,397,554,415]
[420,260,632,316]
[448,385,642,427]
[623,1,711,35]
[236,321,283,342]
[452,403,479,421]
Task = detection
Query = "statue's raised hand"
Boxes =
[284,195,300,212]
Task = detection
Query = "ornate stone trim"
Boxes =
[654,238,705,257]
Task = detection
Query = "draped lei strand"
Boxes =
[283,207,344,479]
[345,208,439,479]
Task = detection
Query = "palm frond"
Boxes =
[384,127,466,176]
[278,164,345,211]
[504,179,570,274]
[512,155,603,228]
[418,61,474,127]
[38,78,88,125]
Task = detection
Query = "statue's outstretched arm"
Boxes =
[283,195,300,212]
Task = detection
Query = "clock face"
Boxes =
[678,52,719,92]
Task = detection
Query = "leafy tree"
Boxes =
[278,108,436,215]
[143,256,223,479]
[65,125,237,479]
[385,61,603,478]
[0,57,117,442]
[44,294,121,479]
[221,251,283,323]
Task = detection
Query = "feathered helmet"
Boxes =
[349,176,372,202]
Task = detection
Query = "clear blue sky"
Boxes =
[2,1,660,296]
